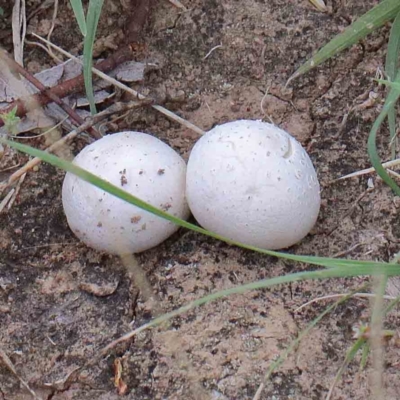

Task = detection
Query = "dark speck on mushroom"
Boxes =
[131,215,142,224]
[120,175,128,186]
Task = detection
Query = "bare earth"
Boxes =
[1,0,400,399]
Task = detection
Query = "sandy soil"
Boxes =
[1,0,400,399]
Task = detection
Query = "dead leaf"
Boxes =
[114,358,128,395]
[79,280,119,297]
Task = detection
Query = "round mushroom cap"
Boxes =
[186,120,321,250]
[62,131,190,254]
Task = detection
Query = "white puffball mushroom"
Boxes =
[186,120,321,250]
[62,131,190,254]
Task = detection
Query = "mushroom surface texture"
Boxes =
[62,131,190,254]
[186,120,321,250]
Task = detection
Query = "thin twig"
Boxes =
[334,158,400,182]
[167,0,187,10]
[8,116,69,140]
[0,347,42,400]
[12,0,27,66]
[0,49,102,139]
[203,44,222,60]
[0,44,136,124]
[252,383,265,400]
[47,0,59,62]
[370,276,387,400]
[0,189,15,213]
[7,172,26,209]
[294,293,396,313]
[31,33,206,136]
[25,38,63,63]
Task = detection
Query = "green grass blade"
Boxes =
[69,0,87,36]
[264,287,365,384]
[289,0,400,82]
[327,337,367,399]
[377,78,400,91]
[103,270,400,352]
[360,341,370,370]
[368,72,400,196]
[83,0,104,114]
[383,295,400,314]
[385,11,400,158]
[385,11,400,80]
[2,137,400,272]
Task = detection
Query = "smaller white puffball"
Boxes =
[186,120,321,250]
[62,131,190,254]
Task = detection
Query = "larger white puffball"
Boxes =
[186,120,320,250]
[62,131,190,254]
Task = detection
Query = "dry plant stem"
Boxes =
[166,0,188,10]
[46,0,59,62]
[25,38,63,63]
[120,253,162,315]
[370,275,386,400]
[0,347,42,400]
[295,293,396,312]
[0,44,136,127]
[12,0,27,66]
[32,33,206,136]
[0,100,151,193]
[0,49,102,139]
[7,173,26,210]
[252,383,264,400]
[0,189,15,213]
[335,158,400,181]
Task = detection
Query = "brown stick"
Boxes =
[0,45,137,126]
[0,0,153,130]
[0,49,102,139]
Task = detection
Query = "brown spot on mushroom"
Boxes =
[131,215,142,224]
[158,168,165,175]
[120,175,128,186]
[119,169,128,186]
[160,203,172,211]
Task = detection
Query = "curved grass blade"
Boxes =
[360,341,370,370]
[385,11,400,81]
[385,11,400,158]
[1,137,397,271]
[264,287,364,389]
[327,337,367,400]
[4,138,400,363]
[102,267,400,353]
[368,73,400,196]
[383,295,400,314]
[83,0,104,114]
[289,0,400,83]
[69,0,87,36]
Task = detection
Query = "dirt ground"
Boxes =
[1,0,400,399]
